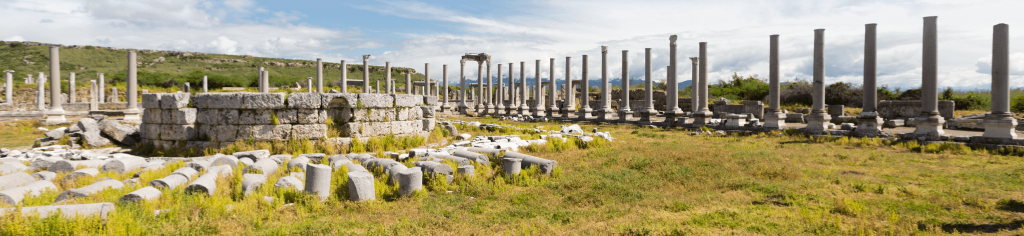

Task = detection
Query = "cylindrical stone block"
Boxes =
[316,58,323,93]
[621,50,631,114]
[457,165,475,177]
[5,71,12,104]
[413,161,454,176]
[244,158,279,175]
[398,167,422,197]
[812,29,826,113]
[698,43,709,112]
[127,50,138,111]
[241,174,266,196]
[186,160,211,173]
[149,174,189,189]
[69,72,75,103]
[340,60,347,93]
[863,24,878,113]
[690,57,699,112]
[55,179,124,203]
[120,186,161,203]
[922,16,938,115]
[452,150,489,165]
[62,168,99,184]
[49,160,103,173]
[363,55,370,93]
[171,166,199,181]
[287,156,309,171]
[347,171,375,201]
[184,173,219,196]
[304,164,331,201]
[0,172,37,190]
[502,158,522,176]
[5,202,115,220]
[549,58,557,113]
[202,75,208,93]
[101,155,147,174]
[769,34,780,112]
[211,155,239,169]
[98,73,105,104]
[644,48,654,112]
[992,23,1010,114]
[504,151,558,174]
[387,164,408,185]
[32,171,57,181]
[274,176,303,191]
[49,46,62,111]
[0,180,57,205]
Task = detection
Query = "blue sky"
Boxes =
[2,0,1023,90]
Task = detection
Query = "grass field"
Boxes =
[3,117,1024,234]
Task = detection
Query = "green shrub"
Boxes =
[1012,95,1024,113]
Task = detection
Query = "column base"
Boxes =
[691,111,713,127]
[504,106,513,116]
[804,112,832,133]
[638,109,657,124]
[475,104,485,114]
[518,106,528,115]
[42,109,68,125]
[547,107,558,118]
[763,112,787,130]
[560,107,572,119]
[854,112,884,137]
[725,114,747,128]
[496,105,505,115]
[458,105,468,115]
[664,109,683,125]
[577,108,593,120]
[618,110,633,123]
[596,108,615,121]
[123,108,141,124]
[531,107,545,117]
[983,113,1017,139]
[912,114,945,138]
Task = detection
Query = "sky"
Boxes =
[2,0,1023,90]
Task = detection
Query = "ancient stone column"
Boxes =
[258,67,264,92]
[459,59,468,114]
[405,73,411,95]
[89,80,97,111]
[598,46,614,120]
[184,82,191,93]
[508,62,515,115]
[424,63,430,96]
[307,77,313,93]
[693,43,713,126]
[376,81,380,93]
[340,60,347,93]
[562,57,574,119]
[519,61,528,114]
[485,60,493,113]
[765,34,787,129]
[443,64,451,112]
[619,50,633,122]
[548,58,558,117]
[532,60,545,116]
[476,61,485,113]
[385,62,392,94]
[690,57,699,113]
[856,24,883,136]
[111,87,118,103]
[362,55,371,93]
[914,16,945,137]
[125,50,140,121]
[984,23,1015,138]
[805,29,832,133]
[639,48,656,123]
[666,35,682,123]
[36,72,44,111]
[4,70,11,104]
[69,72,75,103]
[202,75,208,93]
[45,46,66,124]
[316,58,323,93]
[497,64,505,114]
[262,71,269,93]
[98,73,105,104]
[579,55,592,119]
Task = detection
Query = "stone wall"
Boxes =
[877,100,955,121]
[139,92,435,151]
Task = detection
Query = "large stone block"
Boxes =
[409,106,423,120]
[140,123,161,140]
[392,120,422,135]
[251,125,291,141]
[291,124,326,140]
[393,94,421,107]
[239,110,273,125]
[361,122,391,137]
[141,94,161,109]
[421,106,435,118]
[396,108,410,121]
[422,118,436,132]
[295,109,319,124]
[159,93,190,109]
[341,123,362,137]
[244,93,286,109]
[276,109,297,124]
[318,110,327,124]
[142,109,163,124]
[193,93,244,109]
[235,126,252,140]
[206,125,238,142]
[167,108,197,124]
[287,93,321,109]
[196,109,218,125]
[322,93,359,108]
[358,93,393,108]
[423,96,437,106]
[218,109,239,125]
[160,124,196,141]
[353,108,394,122]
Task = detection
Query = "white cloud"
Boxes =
[39,18,52,23]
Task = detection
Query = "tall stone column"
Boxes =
[443,64,451,112]
[805,29,832,133]
[476,61,485,113]
[424,63,430,96]
[340,60,347,93]
[639,48,657,124]
[362,55,371,93]
[98,73,105,104]
[765,34,787,129]
[307,77,313,93]
[562,57,574,119]
[385,62,392,94]
[984,23,1015,138]
[459,60,468,114]
[619,50,633,122]
[597,46,614,120]
[692,43,713,126]
[666,35,683,123]
[506,62,514,115]
[261,71,269,93]
[44,46,67,124]
[690,57,699,113]
[36,73,44,111]
[548,58,558,117]
[316,58,323,93]
[124,50,140,122]
[201,75,208,93]
[579,55,593,119]
[856,24,884,136]
[405,73,411,95]
[914,16,945,138]
[519,61,528,114]
[4,70,11,104]
[68,72,75,103]
[497,64,505,114]
[89,80,98,111]
[258,67,265,92]
[532,60,545,116]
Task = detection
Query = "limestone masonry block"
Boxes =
[287,92,321,109]
[142,109,163,124]
[217,109,239,125]
[196,109,218,124]
[276,109,297,124]
[391,120,422,135]
[295,109,319,124]
[159,93,190,109]
[252,125,291,141]
[423,96,437,106]
[421,106,435,118]
[322,93,359,108]
[393,94,422,107]
[290,124,326,140]
[168,108,197,124]
[193,93,244,109]
[140,123,160,140]
[160,124,196,141]
[362,122,392,137]
[352,108,392,122]
[235,126,252,140]
[243,93,286,109]
[396,108,410,121]
[318,110,327,123]
[341,123,361,137]
[208,125,238,142]
[358,93,393,108]
[409,106,423,120]
[141,94,160,108]
[240,110,273,125]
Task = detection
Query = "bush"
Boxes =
[899,88,921,100]
[877,86,901,101]
[780,79,813,106]
[1011,95,1024,113]
[940,88,990,110]
[708,73,769,101]
[825,82,862,108]
[8,42,21,48]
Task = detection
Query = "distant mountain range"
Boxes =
[451,78,693,89]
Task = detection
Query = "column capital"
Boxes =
[689,57,698,63]
[362,55,371,60]
[601,46,608,53]
[669,35,677,44]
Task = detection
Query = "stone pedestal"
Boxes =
[804,113,832,133]
[725,114,746,128]
[854,113,884,137]
[763,112,787,129]
[691,111,712,127]
[913,115,945,138]
[983,114,1017,139]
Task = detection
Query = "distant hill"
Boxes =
[0,41,423,90]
